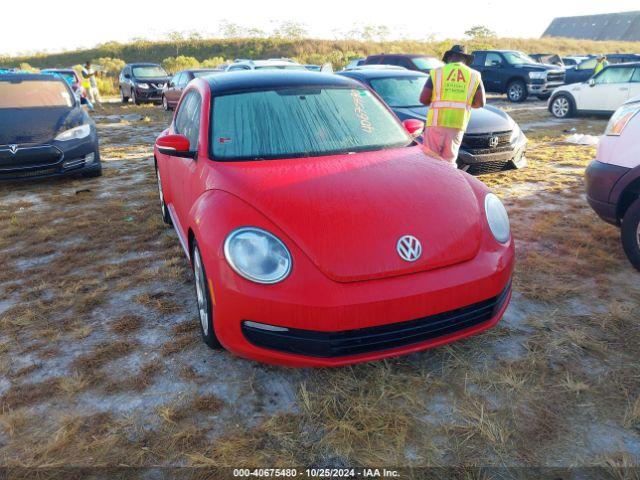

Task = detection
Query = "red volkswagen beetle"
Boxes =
[154,71,514,367]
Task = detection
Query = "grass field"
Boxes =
[0,98,638,476]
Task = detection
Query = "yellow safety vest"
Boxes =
[81,69,91,89]
[594,61,605,75]
[426,62,481,131]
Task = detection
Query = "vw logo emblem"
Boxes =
[397,235,422,262]
[8,144,18,154]
[488,136,499,148]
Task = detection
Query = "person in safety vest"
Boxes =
[82,61,99,104]
[419,45,485,166]
[594,55,608,76]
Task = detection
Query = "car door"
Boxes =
[580,66,634,112]
[166,73,182,104]
[168,90,203,229]
[479,53,503,92]
[569,58,597,84]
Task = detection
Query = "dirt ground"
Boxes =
[0,95,639,474]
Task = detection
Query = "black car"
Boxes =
[119,63,170,104]
[339,69,528,174]
[471,50,565,102]
[0,73,101,180]
[362,54,444,73]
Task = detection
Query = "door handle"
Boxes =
[620,87,629,91]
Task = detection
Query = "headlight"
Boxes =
[485,193,511,244]
[605,102,640,136]
[509,123,523,143]
[224,227,292,284]
[54,124,91,141]
[136,82,149,89]
[529,71,547,80]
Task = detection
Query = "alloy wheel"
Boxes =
[552,97,570,118]
[508,84,523,102]
[193,247,210,336]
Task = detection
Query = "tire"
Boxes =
[621,197,640,271]
[120,88,129,104]
[156,166,171,225]
[131,89,138,105]
[550,94,575,119]
[192,242,222,349]
[506,80,527,103]
[162,95,170,111]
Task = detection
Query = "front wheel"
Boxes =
[131,89,138,105]
[507,80,527,103]
[156,167,171,225]
[621,197,640,271]
[120,88,129,104]
[550,94,575,118]
[192,243,222,349]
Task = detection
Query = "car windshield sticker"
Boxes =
[351,89,374,134]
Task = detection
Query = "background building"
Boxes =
[543,11,640,41]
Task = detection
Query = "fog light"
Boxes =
[84,152,95,165]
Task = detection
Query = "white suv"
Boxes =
[549,63,640,118]
[224,59,307,72]
[585,94,640,270]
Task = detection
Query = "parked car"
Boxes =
[343,58,365,70]
[153,71,514,366]
[363,54,444,73]
[562,55,592,68]
[41,68,83,95]
[162,68,222,110]
[565,55,640,84]
[224,59,306,72]
[304,64,321,71]
[0,73,101,180]
[549,63,640,118]
[338,68,527,174]
[119,63,170,104]
[585,95,640,270]
[471,50,565,102]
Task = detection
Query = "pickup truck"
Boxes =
[471,50,565,102]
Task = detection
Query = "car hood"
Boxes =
[0,107,85,145]
[393,105,515,135]
[215,146,483,283]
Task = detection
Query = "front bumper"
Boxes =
[585,159,630,225]
[0,135,100,181]
[135,88,163,102]
[458,133,527,174]
[528,81,564,96]
[207,240,515,367]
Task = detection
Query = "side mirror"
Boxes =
[156,134,196,159]
[124,73,131,79]
[588,78,596,87]
[403,119,424,137]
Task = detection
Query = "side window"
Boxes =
[631,68,640,83]
[171,73,183,87]
[595,67,634,85]
[485,53,502,67]
[228,65,249,71]
[174,91,202,150]
[578,58,597,70]
[471,52,485,67]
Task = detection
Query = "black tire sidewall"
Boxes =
[155,166,171,225]
[621,198,640,271]
[192,243,222,349]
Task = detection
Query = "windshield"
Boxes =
[411,57,444,71]
[370,76,427,108]
[0,80,73,108]
[211,87,412,161]
[132,66,168,78]
[254,65,307,70]
[503,52,537,65]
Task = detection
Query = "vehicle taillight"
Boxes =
[605,103,640,136]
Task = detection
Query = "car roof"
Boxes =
[339,69,427,80]
[0,73,65,82]
[367,53,437,58]
[606,62,640,67]
[42,68,76,73]
[127,63,162,67]
[205,71,359,95]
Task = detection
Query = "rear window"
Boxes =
[211,87,411,161]
[254,65,306,70]
[0,80,73,108]
[370,76,427,108]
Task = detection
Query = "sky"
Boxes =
[2,1,639,57]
